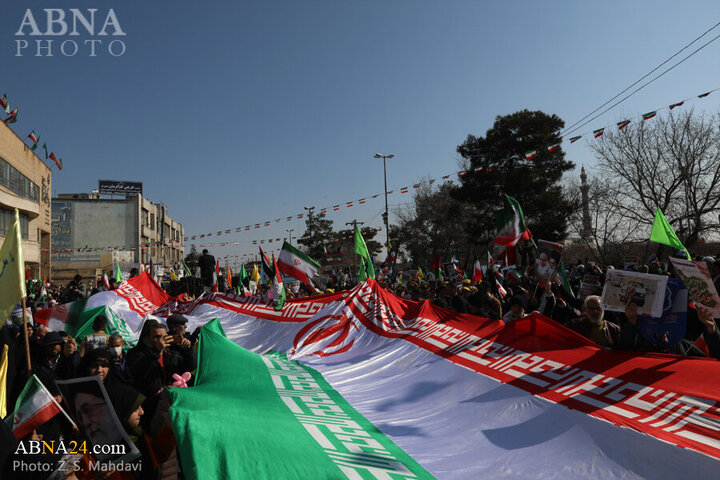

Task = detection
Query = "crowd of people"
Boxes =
[3,246,720,478]
[2,279,196,478]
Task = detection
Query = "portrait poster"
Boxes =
[535,240,563,280]
[56,376,140,467]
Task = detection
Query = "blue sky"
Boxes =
[3,1,720,265]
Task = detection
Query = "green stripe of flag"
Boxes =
[168,325,433,480]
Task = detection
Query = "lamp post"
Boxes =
[373,153,394,251]
[286,229,294,245]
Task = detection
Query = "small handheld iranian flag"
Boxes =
[5,375,74,439]
[271,254,286,311]
[431,252,442,281]
[472,258,483,284]
[277,241,320,288]
[494,194,531,247]
[213,260,219,293]
[27,130,38,146]
[3,107,18,125]
[0,93,9,114]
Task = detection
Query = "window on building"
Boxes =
[150,213,155,230]
[0,157,40,203]
[0,208,29,239]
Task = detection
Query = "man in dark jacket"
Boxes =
[126,320,196,398]
[61,274,87,303]
[198,249,216,291]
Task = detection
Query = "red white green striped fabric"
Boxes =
[5,375,63,439]
[494,194,529,247]
[277,241,321,288]
[82,274,720,479]
[643,111,657,120]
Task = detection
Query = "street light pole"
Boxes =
[374,153,394,252]
[286,229,294,245]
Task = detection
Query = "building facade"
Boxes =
[51,193,184,281]
[0,122,52,279]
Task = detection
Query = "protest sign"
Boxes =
[601,270,668,318]
[637,278,688,347]
[579,274,601,299]
[669,257,720,317]
[535,240,562,280]
[56,377,140,467]
[623,256,639,270]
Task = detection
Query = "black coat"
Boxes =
[198,254,216,280]
[126,342,196,398]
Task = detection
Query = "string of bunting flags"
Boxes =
[44,243,185,254]
[1,90,64,170]
[185,85,720,242]
[190,227,382,249]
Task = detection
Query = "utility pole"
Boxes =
[373,153,394,253]
[286,229,295,246]
[345,220,364,269]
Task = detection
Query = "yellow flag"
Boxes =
[251,263,260,284]
[170,269,180,281]
[0,209,26,322]
[0,344,8,418]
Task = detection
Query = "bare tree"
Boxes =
[566,175,639,264]
[591,110,720,249]
[390,180,479,268]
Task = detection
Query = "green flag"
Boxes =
[357,257,368,282]
[182,260,193,277]
[649,207,690,260]
[238,264,249,295]
[558,261,575,299]
[115,261,123,283]
[353,227,375,280]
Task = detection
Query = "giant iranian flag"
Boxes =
[78,275,720,479]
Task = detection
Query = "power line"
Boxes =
[565,31,720,136]
[561,19,720,137]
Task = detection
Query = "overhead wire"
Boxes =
[564,31,720,136]
[561,19,720,137]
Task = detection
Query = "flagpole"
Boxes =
[21,297,32,379]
